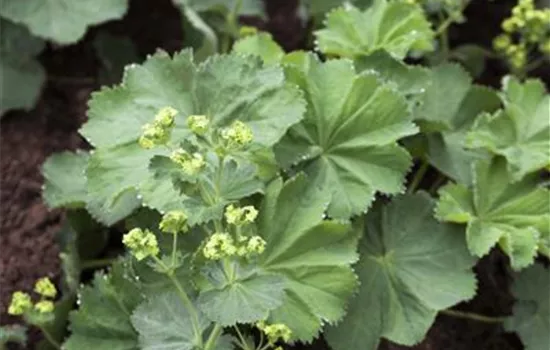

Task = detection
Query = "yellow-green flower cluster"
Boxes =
[123,228,159,261]
[203,232,237,260]
[8,277,57,316]
[224,204,258,226]
[220,120,253,149]
[187,115,210,135]
[493,0,550,68]
[257,321,292,344]
[139,107,178,149]
[170,149,206,175]
[159,210,189,234]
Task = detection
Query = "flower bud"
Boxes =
[8,291,32,315]
[34,277,57,298]
[187,115,210,135]
[225,205,258,225]
[220,120,253,149]
[123,228,160,261]
[34,300,54,314]
[203,233,236,260]
[159,210,189,234]
[170,149,206,175]
[154,107,178,128]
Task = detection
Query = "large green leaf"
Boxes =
[326,193,476,350]
[0,19,45,116]
[81,50,304,224]
[131,291,211,350]
[198,263,286,326]
[413,64,501,184]
[0,0,128,44]
[435,157,550,270]
[505,263,550,350]
[258,175,359,341]
[314,0,434,59]
[64,261,142,350]
[42,151,89,209]
[276,56,417,219]
[466,76,550,181]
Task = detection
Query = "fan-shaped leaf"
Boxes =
[466,76,550,181]
[314,0,434,59]
[0,0,128,44]
[276,56,417,218]
[42,151,89,209]
[326,193,476,350]
[435,157,550,270]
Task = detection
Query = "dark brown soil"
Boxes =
[0,0,545,349]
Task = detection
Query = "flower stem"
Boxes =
[204,324,224,350]
[172,232,178,266]
[39,326,61,350]
[408,161,429,193]
[440,309,507,323]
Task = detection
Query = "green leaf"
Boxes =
[131,291,211,350]
[466,76,550,181]
[233,32,285,65]
[302,0,374,16]
[276,56,417,218]
[355,50,430,96]
[415,64,501,184]
[505,263,550,350]
[435,157,550,270]
[81,50,304,224]
[258,175,359,341]
[0,324,27,348]
[326,193,476,350]
[94,32,140,86]
[314,0,434,59]
[0,0,128,44]
[42,151,89,209]
[64,261,142,350]
[0,19,45,116]
[198,263,286,325]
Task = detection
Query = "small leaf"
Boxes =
[466,76,550,181]
[326,193,477,350]
[233,32,285,65]
[42,151,90,209]
[505,264,550,350]
[64,261,142,350]
[276,56,417,218]
[0,19,45,116]
[435,157,550,270]
[0,0,128,44]
[131,291,211,350]
[315,0,434,59]
[258,175,359,341]
[198,263,286,325]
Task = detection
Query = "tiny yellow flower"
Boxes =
[34,300,54,314]
[170,149,206,175]
[220,120,253,148]
[247,236,266,255]
[263,323,292,344]
[122,228,160,261]
[224,205,258,225]
[34,277,57,298]
[154,107,178,128]
[187,115,210,135]
[8,291,32,316]
[159,210,189,234]
[203,233,236,260]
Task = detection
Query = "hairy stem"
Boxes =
[440,309,507,323]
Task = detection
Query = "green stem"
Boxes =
[440,309,506,323]
[233,325,252,350]
[429,174,447,195]
[204,324,224,350]
[408,161,429,193]
[172,232,178,267]
[80,258,116,270]
[39,326,61,350]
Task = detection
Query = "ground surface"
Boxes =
[0,0,546,349]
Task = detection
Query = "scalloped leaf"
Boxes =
[326,193,477,350]
[435,157,550,270]
[314,0,434,59]
[198,263,286,326]
[466,76,550,181]
[0,19,45,116]
[0,0,128,44]
[505,263,550,350]
[64,261,142,350]
[233,32,284,65]
[258,175,360,342]
[275,56,417,219]
[131,291,211,350]
[355,50,430,96]
[42,151,89,209]
[414,64,501,184]
[81,50,304,224]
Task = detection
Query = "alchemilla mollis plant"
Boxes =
[6,0,549,349]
